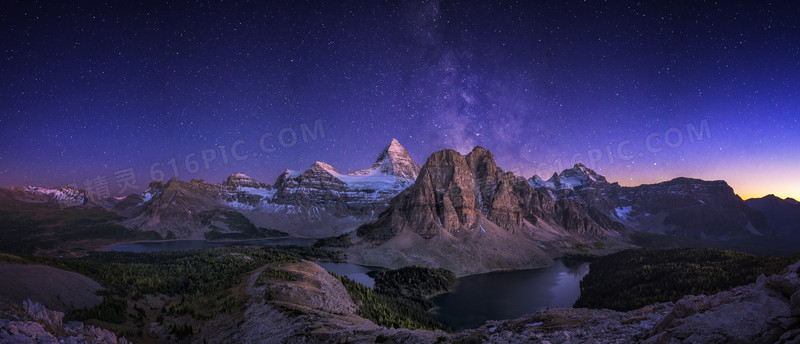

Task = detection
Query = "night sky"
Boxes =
[1,1,798,199]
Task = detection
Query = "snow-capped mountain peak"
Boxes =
[559,163,606,183]
[527,164,609,192]
[349,139,421,181]
[529,175,549,188]
[385,138,406,156]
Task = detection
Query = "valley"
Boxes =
[2,140,800,343]
[5,0,800,342]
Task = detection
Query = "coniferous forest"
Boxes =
[573,248,800,311]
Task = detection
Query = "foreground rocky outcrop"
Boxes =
[196,258,800,343]
[0,299,130,344]
[7,258,796,343]
[202,261,446,344]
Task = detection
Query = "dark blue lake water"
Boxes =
[431,259,590,330]
[316,261,385,289]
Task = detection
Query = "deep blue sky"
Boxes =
[1,1,798,199]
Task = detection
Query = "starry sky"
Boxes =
[1,1,798,200]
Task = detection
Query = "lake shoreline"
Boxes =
[429,259,592,331]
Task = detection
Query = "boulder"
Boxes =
[792,291,800,317]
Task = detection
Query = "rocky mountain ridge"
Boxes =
[528,165,773,240]
[114,139,421,238]
[746,195,800,239]
[1,140,777,248]
[349,147,627,275]
[348,146,777,274]
[0,185,89,208]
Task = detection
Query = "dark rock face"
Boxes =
[529,164,772,240]
[554,198,617,236]
[606,177,773,239]
[792,291,800,318]
[528,164,774,241]
[364,149,479,241]
[126,178,226,238]
[112,193,144,213]
[746,194,800,239]
[466,147,525,232]
[0,300,130,344]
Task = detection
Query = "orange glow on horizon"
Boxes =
[614,168,800,201]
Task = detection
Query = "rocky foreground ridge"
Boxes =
[207,258,800,344]
[0,299,129,344]
[451,259,800,344]
[193,258,800,343]
[3,258,799,343]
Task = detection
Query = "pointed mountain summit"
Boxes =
[349,139,421,181]
[559,163,609,185]
[529,164,609,191]
[311,161,340,174]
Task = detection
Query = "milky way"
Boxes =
[1,1,798,199]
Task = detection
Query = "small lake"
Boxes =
[431,259,590,330]
[316,262,384,289]
[106,238,316,253]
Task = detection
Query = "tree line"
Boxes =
[573,248,800,311]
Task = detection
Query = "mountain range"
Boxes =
[0,139,791,274]
[745,194,800,239]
